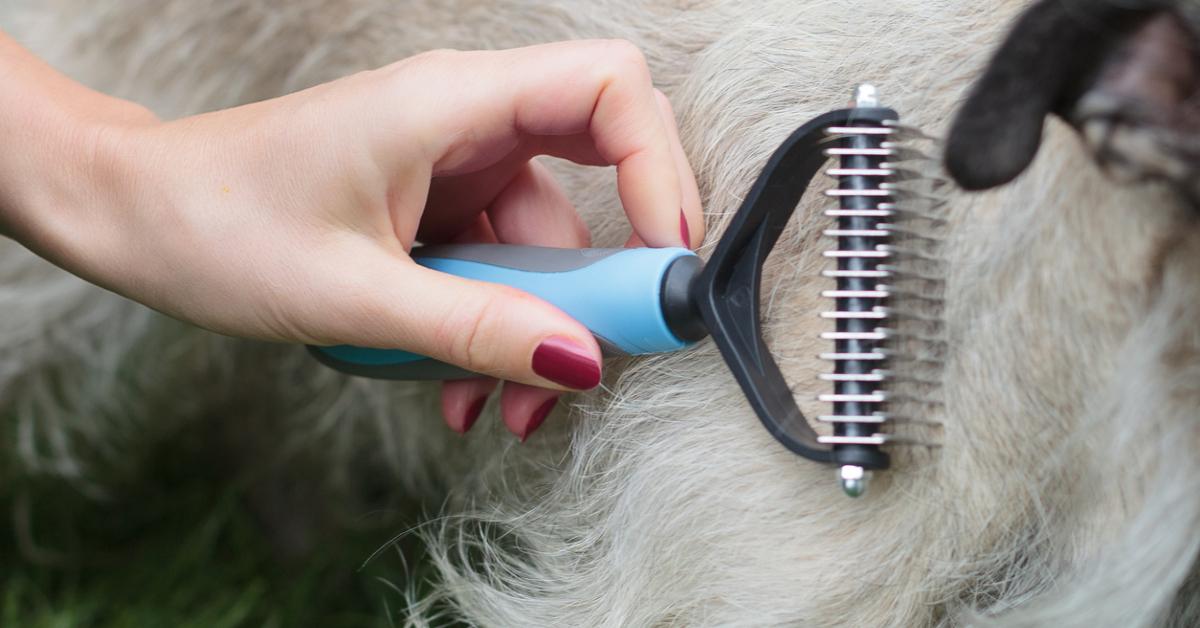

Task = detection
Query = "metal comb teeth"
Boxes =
[817,85,947,497]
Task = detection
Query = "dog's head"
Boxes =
[946,0,1200,204]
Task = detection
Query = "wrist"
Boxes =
[0,95,155,269]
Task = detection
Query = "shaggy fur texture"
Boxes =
[3,0,1200,625]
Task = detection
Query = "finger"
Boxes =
[320,248,602,391]
[419,137,602,243]
[435,164,593,427]
[449,210,499,244]
[652,89,703,248]
[487,160,590,248]
[500,383,560,441]
[523,134,607,167]
[404,40,685,247]
[421,156,526,243]
[440,214,501,433]
[441,377,498,433]
[485,159,590,436]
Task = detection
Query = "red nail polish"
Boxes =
[680,210,691,247]
[520,397,558,442]
[532,337,601,390]
[461,395,488,434]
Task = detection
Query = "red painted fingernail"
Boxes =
[460,395,488,434]
[680,210,691,247]
[532,337,601,390]
[520,397,558,442]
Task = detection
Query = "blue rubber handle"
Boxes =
[310,244,699,380]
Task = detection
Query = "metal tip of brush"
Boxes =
[840,464,869,498]
[853,84,880,108]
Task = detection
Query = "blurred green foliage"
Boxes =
[0,436,429,628]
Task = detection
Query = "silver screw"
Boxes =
[839,465,868,498]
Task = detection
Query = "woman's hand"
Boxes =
[2,38,703,439]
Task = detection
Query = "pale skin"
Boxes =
[0,34,703,440]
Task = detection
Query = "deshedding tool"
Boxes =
[311,86,946,497]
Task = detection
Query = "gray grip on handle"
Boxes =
[416,244,624,271]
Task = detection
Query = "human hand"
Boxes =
[8,40,702,439]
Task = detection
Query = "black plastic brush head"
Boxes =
[691,106,898,473]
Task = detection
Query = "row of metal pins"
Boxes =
[819,85,894,497]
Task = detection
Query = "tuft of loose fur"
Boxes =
[2,0,1199,626]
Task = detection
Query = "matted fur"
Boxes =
[2,0,1199,625]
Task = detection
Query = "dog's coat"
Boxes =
[3,1,1200,625]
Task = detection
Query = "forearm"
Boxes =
[0,31,155,263]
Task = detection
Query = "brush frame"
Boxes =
[693,107,895,471]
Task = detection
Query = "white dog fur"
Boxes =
[2,0,1199,625]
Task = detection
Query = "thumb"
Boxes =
[343,256,602,390]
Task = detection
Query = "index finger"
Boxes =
[402,40,691,248]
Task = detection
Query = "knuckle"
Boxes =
[432,300,481,369]
[410,47,459,66]
[600,39,651,78]
[123,102,160,126]
[387,48,459,80]
[436,288,526,375]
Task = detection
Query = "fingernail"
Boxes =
[460,395,488,434]
[520,397,558,442]
[679,209,691,247]
[532,336,601,390]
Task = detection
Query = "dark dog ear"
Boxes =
[945,0,1198,192]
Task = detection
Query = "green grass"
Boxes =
[0,452,431,627]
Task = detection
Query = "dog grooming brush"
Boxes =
[311,86,946,497]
